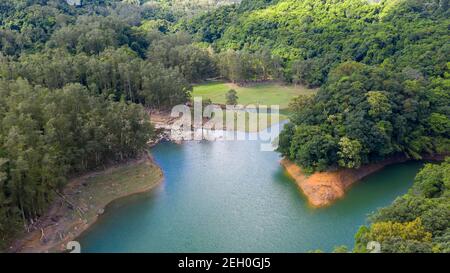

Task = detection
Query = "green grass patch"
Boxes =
[192,82,317,110]
[207,111,287,132]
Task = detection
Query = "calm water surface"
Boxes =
[79,136,422,252]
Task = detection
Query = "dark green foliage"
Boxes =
[216,48,284,84]
[0,0,448,252]
[0,79,154,246]
[278,60,449,171]
[0,46,192,108]
[0,0,122,56]
[147,32,217,82]
[180,4,239,43]
[181,0,280,44]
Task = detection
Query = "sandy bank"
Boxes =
[9,153,163,253]
[281,154,446,208]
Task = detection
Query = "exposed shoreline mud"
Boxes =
[281,154,446,208]
[8,154,163,253]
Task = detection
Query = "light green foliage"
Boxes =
[411,159,450,199]
[1,0,449,252]
[333,245,350,253]
[429,113,450,135]
[355,218,433,253]
[352,159,450,253]
[367,91,391,119]
[187,0,449,85]
[266,1,449,171]
[337,137,363,169]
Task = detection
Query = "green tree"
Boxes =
[226,89,238,105]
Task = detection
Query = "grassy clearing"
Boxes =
[216,110,286,132]
[192,81,317,109]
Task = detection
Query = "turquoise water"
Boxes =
[78,138,423,253]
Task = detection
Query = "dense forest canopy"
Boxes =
[0,0,448,252]
[278,61,449,172]
[184,0,449,85]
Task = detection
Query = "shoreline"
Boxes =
[8,112,279,252]
[148,108,287,146]
[8,153,164,253]
[281,154,447,208]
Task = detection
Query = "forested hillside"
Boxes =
[0,0,449,252]
[182,0,450,172]
[185,0,448,86]
[0,0,211,247]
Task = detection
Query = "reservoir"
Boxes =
[78,132,423,252]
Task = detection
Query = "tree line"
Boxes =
[0,79,154,244]
[184,0,449,87]
[314,158,449,253]
[0,46,193,108]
